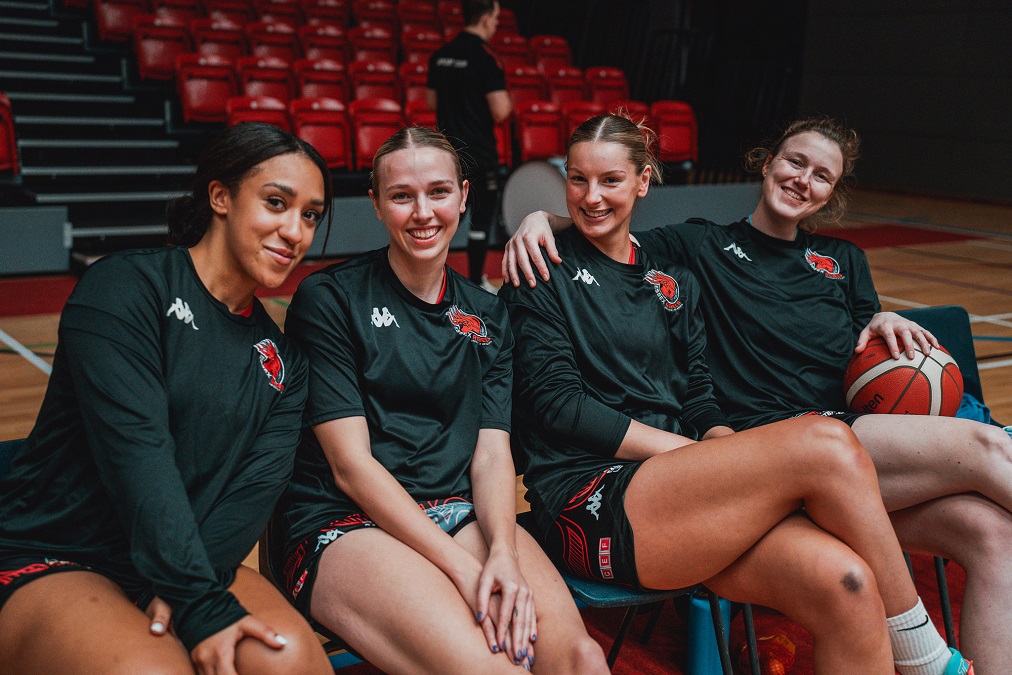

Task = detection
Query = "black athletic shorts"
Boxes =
[282,497,477,617]
[0,554,156,613]
[539,464,642,588]
[741,409,864,429]
[790,409,863,427]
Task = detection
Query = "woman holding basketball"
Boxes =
[0,123,333,675]
[270,127,608,674]
[504,116,1009,672]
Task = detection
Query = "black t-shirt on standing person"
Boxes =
[427,30,506,169]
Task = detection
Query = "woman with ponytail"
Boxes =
[0,123,334,675]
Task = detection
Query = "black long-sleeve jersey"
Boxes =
[635,218,881,429]
[277,249,513,556]
[0,247,307,650]
[499,228,728,524]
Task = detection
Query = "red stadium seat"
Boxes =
[226,95,291,130]
[190,18,246,59]
[95,0,149,42]
[404,99,436,130]
[348,59,398,101]
[348,97,403,169]
[0,92,19,175]
[545,65,586,106]
[497,6,517,34]
[494,118,512,167]
[203,0,254,26]
[491,32,529,70]
[347,25,396,63]
[436,0,462,31]
[236,55,296,102]
[397,1,437,30]
[398,61,428,106]
[401,26,443,64]
[245,21,300,61]
[529,34,571,73]
[290,97,352,168]
[650,100,698,164]
[585,66,629,109]
[351,0,395,30]
[133,15,192,80]
[561,100,605,141]
[176,53,237,122]
[515,100,563,161]
[294,57,348,101]
[301,0,350,26]
[151,0,198,25]
[505,64,546,108]
[612,99,651,125]
[254,0,302,26]
[298,23,347,61]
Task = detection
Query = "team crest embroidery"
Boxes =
[804,248,845,279]
[253,339,285,392]
[644,269,683,311]
[446,305,492,345]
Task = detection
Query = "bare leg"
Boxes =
[889,493,1012,674]
[229,565,332,675]
[0,571,193,675]
[852,415,1012,512]
[625,417,918,616]
[706,513,893,673]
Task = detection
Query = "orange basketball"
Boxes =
[843,336,964,416]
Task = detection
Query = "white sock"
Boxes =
[887,598,951,675]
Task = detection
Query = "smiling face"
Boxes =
[370,145,467,267]
[758,130,844,228]
[209,151,326,292]
[565,140,651,250]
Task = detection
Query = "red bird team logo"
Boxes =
[804,248,845,279]
[253,339,285,392]
[644,269,683,311]
[446,305,492,345]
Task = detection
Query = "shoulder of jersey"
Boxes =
[449,267,507,313]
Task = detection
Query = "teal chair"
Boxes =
[0,437,24,477]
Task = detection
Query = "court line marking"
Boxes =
[978,358,1012,371]
[0,328,52,375]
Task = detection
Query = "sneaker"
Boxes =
[480,275,498,293]
[1003,425,1012,442]
[943,648,974,675]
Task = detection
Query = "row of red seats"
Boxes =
[492,32,571,73]
[177,55,431,120]
[0,92,18,175]
[507,64,628,110]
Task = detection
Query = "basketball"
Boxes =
[844,336,964,416]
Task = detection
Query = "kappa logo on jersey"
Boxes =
[572,267,600,285]
[253,339,285,392]
[723,242,752,261]
[371,307,399,327]
[166,297,198,330]
[644,269,683,311]
[446,305,492,345]
[804,248,845,279]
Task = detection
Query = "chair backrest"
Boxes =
[245,21,300,62]
[529,34,571,72]
[0,92,19,175]
[505,64,545,108]
[290,96,351,169]
[348,97,403,169]
[650,99,697,163]
[204,0,254,25]
[561,99,605,140]
[255,0,303,25]
[585,66,629,108]
[545,65,585,106]
[302,0,350,26]
[401,27,443,64]
[152,0,199,25]
[515,100,562,162]
[896,306,984,402]
[226,95,292,130]
[398,61,428,105]
[352,0,396,29]
[397,1,437,29]
[347,25,396,63]
[404,99,436,129]
[0,438,26,479]
[491,32,529,69]
[298,23,347,61]
[133,15,192,80]
[494,118,512,168]
[95,0,150,42]
[497,6,518,34]
[176,53,237,122]
[190,18,246,59]
[237,55,296,102]
[348,59,398,102]
[295,57,348,101]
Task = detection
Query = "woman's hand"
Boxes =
[145,595,173,636]
[190,615,287,675]
[502,211,564,288]
[477,548,536,668]
[855,311,939,359]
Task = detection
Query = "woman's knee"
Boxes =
[801,552,885,632]
[556,635,608,675]
[972,422,1012,467]
[790,418,877,482]
[235,625,331,675]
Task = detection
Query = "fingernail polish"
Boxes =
[531,634,537,642]
[492,644,499,653]
[275,634,288,646]
[524,666,531,672]
[150,622,164,633]
[477,611,483,621]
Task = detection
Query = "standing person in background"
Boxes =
[427,0,512,291]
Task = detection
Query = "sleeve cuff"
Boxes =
[173,587,249,652]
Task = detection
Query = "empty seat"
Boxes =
[491,32,529,70]
[401,26,443,64]
[585,66,629,109]
[348,97,403,169]
[397,0,437,29]
[236,55,296,102]
[95,0,149,42]
[529,34,571,73]
[133,15,192,80]
[0,92,19,175]
[561,100,605,141]
[348,58,397,101]
[290,97,352,168]
[176,53,237,122]
[436,0,462,31]
[151,0,198,25]
[497,6,517,34]
[398,60,428,106]
[245,21,300,61]
[351,0,395,29]
[650,100,698,164]
[347,25,396,62]
[505,64,546,108]
[545,65,585,106]
[190,18,245,59]
[226,95,291,130]
[515,100,563,161]
[294,57,348,101]
[301,0,350,26]
[255,0,302,25]
[494,118,512,167]
[298,23,347,61]
[404,99,436,130]
[203,0,254,25]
